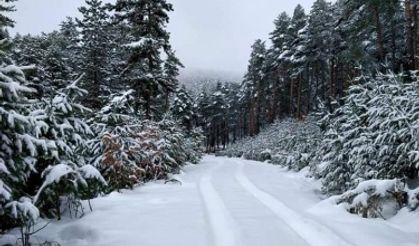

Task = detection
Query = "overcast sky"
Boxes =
[10,0,315,75]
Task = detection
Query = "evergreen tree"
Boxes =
[306,0,335,110]
[59,17,81,79]
[0,62,53,231]
[171,85,196,131]
[268,12,292,119]
[33,76,105,219]
[243,39,267,136]
[0,0,16,40]
[88,89,142,190]
[77,0,113,109]
[112,0,182,119]
[163,50,183,111]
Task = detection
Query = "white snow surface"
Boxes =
[0,158,9,174]
[78,164,107,185]
[3,156,419,246]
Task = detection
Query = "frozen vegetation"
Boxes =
[2,0,419,245]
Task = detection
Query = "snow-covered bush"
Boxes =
[32,76,105,219]
[88,89,141,169]
[88,90,142,191]
[334,179,410,218]
[100,120,202,190]
[89,91,204,191]
[221,118,321,171]
[101,133,145,191]
[319,72,419,195]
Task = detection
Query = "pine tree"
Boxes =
[112,0,182,119]
[0,0,16,40]
[287,5,308,117]
[163,50,183,112]
[33,75,105,219]
[59,17,81,79]
[171,85,196,131]
[268,12,292,118]
[306,0,335,110]
[77,0,113,109]
[243,39,267,136]
[0,62,54,231]
[88,89,144,191]
[196,91,211,150]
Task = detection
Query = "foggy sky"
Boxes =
[10,0,315,75]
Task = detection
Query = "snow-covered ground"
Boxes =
[2,156,419,246]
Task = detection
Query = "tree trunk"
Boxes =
[296,76,302,119]
[289,79,294,117]
[372,5,385,64]
[406,0,416,70]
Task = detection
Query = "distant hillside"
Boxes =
[178,68,243,95]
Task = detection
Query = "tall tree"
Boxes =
[171,85,196,131]
[267,12,291,121]
[77,0,113,109]
[243,39,267,136]
[0,0,16,40]
[112,0,182,119]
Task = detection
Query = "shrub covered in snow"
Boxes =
[319,72,419,195]
[221,118,321,171]
[89,91,204,191]
[333,179,412,219]
[0,63,105,230]
[32,76,106,219]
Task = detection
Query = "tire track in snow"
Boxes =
[199,163,238,246]
[234,161,354,246]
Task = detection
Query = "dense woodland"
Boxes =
[199,0,419,150]
[2,0,419,243]
[217,0,419,218]
[0,0,204,239]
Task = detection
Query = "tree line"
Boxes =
[196,0,419,151]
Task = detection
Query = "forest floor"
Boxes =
[2,156,419,246]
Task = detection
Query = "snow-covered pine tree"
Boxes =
[209,82,228,151]
[0,1,54,232]
[112,0,182,119]
[287,5,308,117]
[89,89,144,191]
[224,83,241,143]
[266,12,291,119]
[243,39,267,136]
[171,85,196,131]
[33,75,106,219]
[318,73,374,194]
[0,60,53,231]
[0,0,16,40]
[195,91,211,150]
[338,0,394,71]
[77,0,113,109]
[305,0,335,110]
[35,32,73,95]
[59,17,81,79]
[162,50,183,113]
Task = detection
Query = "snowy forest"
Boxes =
[2,0,419,245]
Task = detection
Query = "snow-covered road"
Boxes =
[10,156,419,246]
